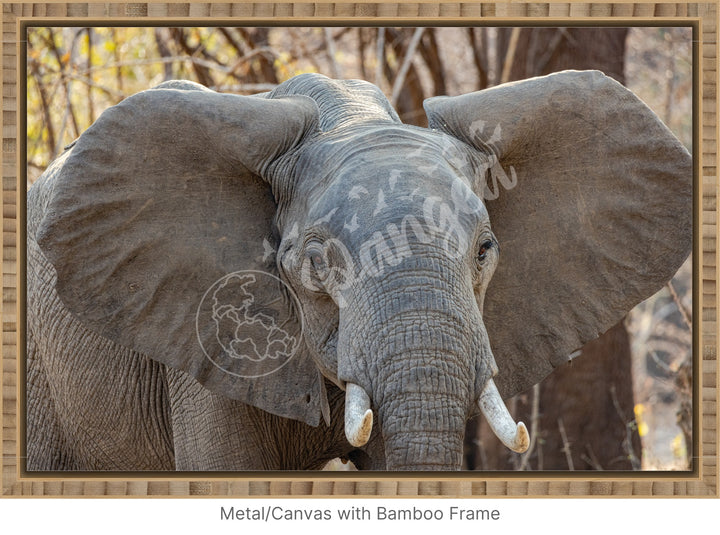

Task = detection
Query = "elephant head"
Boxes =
[34,71,691,470]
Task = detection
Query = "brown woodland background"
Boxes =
[26,26,692,470]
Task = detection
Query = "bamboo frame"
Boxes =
[1,1,717,497]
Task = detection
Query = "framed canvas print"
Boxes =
[1,2,715,507]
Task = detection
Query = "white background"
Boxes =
[1,497,716,534]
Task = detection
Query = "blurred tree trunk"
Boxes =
[500,27,627,83]
[241,28,279,84]
[169,28,215,88]
[466,27,642,471]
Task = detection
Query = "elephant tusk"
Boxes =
[478,379,530,453]
[344,383,373,447]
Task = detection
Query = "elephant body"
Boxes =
[28,234,364,470]
[28,185,364,470]
[27,72,691,470]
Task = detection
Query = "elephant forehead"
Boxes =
[299,124,479,181]
[291,125,490,244]
[304,165,488,252]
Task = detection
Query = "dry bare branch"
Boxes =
[610,385,641,470]
[390,27,425,107]
[28,59,56,157]
[323,27,341,79]
[557,417,575,470]
[85,28,95,122]
[667,280,692,329]
[154,27,175,81]
[64,73,126,100]
[170,28,215,87]
[581,445,604,470]
[375,27,385,87]
[467,28,489,89]
[416,29,446,96]
[500,27,521,84]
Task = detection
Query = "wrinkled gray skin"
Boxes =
[27,72,691,470]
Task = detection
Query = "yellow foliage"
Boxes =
[634,404,648,437]
[671,434,686,459]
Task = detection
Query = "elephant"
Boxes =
[26,70,691,471]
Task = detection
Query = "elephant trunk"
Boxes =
[378,387,467,470]
[363,318,473,471]
[339,262,492,469]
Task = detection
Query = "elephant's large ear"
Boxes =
[35,82,329,426]
[424,70,692,398]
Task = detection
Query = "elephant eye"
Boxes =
[311,253,325,269]
[308,250,325,269]
[306,244,329,276]
[478,240,494,263]
[300,242,331,293]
